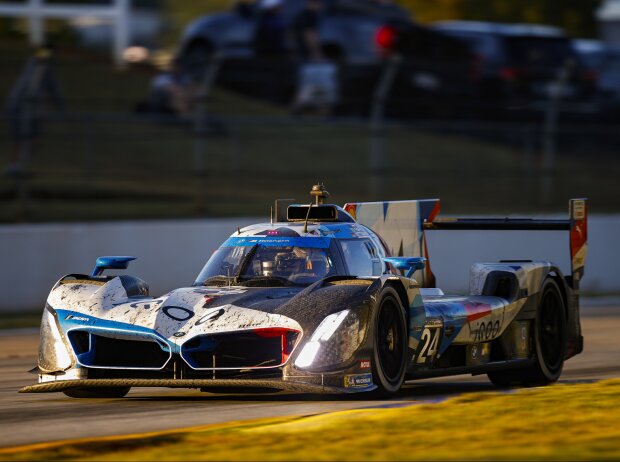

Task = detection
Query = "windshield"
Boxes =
[194,243,337,287]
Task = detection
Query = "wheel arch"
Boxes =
[382,279,411,336]
[383,280,409,314]
[544,267,569,320]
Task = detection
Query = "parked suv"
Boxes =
[176,0,476,116]
[432,21,596,111]
[573,39,620,117]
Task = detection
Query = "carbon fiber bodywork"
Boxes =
[33,275,399,394]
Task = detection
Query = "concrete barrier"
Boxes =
[1,215,618,312]
[0,218,259,312]
[426,218,617,294]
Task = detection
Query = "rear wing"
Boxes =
[345,198,587,288]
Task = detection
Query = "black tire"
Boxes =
[372,287,408,394]
[63,387,131,399]
[488,278,567,387]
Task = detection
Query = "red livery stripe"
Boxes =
[464,303,492,322]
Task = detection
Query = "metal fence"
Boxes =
[2,111,618,221]
[1,51,619,222]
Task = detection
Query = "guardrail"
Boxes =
[0,215,618,312]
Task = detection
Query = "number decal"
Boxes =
[416,327,441,364]
[162,306,195,322]
[128,299,163,310]
[195,308,225,326]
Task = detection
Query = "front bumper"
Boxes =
[37,303,375,395]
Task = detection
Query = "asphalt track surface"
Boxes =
[1,303,619,448]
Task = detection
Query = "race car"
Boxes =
[22,185,587,397]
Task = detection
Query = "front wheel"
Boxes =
[63,387,131,399]
[372,287,408,394]
[488,278,567,387]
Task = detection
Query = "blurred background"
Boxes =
[1,0,620,313]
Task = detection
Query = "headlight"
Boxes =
[38,305,73,373]
[294,341,321,368]
[295,307,368,369]
[310,310,349,342]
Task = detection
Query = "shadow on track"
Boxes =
[118,376,601,404]
[121,380,498,403]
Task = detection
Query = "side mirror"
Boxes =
[383,257,425,278]
[92,256,136,277]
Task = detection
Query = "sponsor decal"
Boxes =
[471,344,480,360]
[193,288,247,296]
[360,359,371,369]
[65,314,89,322]
[223,236,331,249]
[472,319,501,342]
[60,279,105,286]
[573,200,586,220]
[344,373,373,388]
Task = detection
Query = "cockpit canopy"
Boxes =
[194,234,388,287]
[195,243,337,287]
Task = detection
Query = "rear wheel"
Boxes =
[488,278,567,387]
[63,387,131,399]
[372,287,408,394]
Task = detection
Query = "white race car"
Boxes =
[23,186,587,397]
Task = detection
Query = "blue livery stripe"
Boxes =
[222,236,331,248]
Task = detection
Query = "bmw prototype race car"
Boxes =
[22,185,587,398]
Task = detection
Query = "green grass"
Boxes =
[1,39,618,222]
[3,379,620,461]
[0,312,40,330]
[3,118,616,222]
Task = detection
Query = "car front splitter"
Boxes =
[19,378,348,394]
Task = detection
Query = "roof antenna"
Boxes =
[270,206,273,225]
[305,183,328,234]
[303,202,313,234]
[237,227,241,235]
[310,183,329,206]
